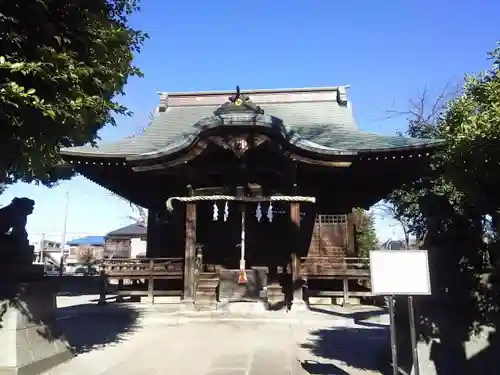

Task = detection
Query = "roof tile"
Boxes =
[60,87,441,158]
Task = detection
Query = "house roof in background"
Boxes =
[67,235,105,246]
[106,223,147,238]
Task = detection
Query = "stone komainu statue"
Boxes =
[0,197,35,254]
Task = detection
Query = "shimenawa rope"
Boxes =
[166,195,316,211]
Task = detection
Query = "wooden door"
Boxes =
[307,214,348,259]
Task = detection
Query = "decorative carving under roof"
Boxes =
[214,86,265,116]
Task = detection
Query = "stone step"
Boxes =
[197,282,219,289]
[219,301,267,314]
[196,291,217,298]
[196,272,219,308]
[198,272,219,280]
[194,303,218,312]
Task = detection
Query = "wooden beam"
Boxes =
[131,141,208,172]
[285,152,352,167]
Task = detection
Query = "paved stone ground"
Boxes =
[41,296,389,375]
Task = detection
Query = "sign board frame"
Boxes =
[369,249,431,296]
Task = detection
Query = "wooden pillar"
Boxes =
[290,202,306,310]
[183,202,197,303]
[146,208,159,257]
[98,269,107,306]
[148,260,155,305]
[347,211,356,256]
[342,277,350,306]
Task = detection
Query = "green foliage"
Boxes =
[384,44,500,362]
[352,208,378,258]
[443,44,500,221]
[380,44,500,372]
[0,0,147,185]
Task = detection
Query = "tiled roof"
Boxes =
[106,223,147,238]
[67,235,105,246]
[60,86,443,159]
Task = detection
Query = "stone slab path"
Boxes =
[41,297,388,375]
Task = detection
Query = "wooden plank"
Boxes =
[306,275,371,280]
[307,290,373,297]
[106,273,183,279]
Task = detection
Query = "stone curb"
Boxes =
[56,312,390,329]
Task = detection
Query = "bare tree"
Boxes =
[373,202,412,248]
[126,203,148,225]
[108,192,148,226]
[383,82,460,137]
[371,82,461,251]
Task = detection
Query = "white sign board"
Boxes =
[369,250,431,296]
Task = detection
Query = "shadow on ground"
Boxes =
[301,326,388,373]
[56,303,140,354]
[308,305,388,327]
[299,306,389,374]
[300,360,351,375]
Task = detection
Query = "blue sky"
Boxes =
[1,0,498,244]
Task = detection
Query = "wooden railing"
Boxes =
[101,257,184,279]
[97,257,184,305]
[300,256,370,279]
[300,256,372,303]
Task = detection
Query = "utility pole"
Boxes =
[59,191,69,276]
[40,233,45,264]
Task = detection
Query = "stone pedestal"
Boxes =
[2,262,44,282]
[266,282,285,310]
[0,280,73,375]
[290,299,308,312]
[218,268,266,301]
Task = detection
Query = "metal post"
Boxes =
[59,191,69,276]
[408,296,420,375]
[405,241,421,375]
[384,238,400,375]
[388,295,399,375]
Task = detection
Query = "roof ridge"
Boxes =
[163,99,342,108]
[157,85,350,97]
[157,86,350,111]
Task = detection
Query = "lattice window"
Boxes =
[317,214,347,224]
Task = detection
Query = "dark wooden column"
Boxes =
[346,210,356,256]
[183,202,197,302]
[290,201,306,309]
[146,208,161,257]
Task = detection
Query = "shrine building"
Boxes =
[60,86,443,309]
